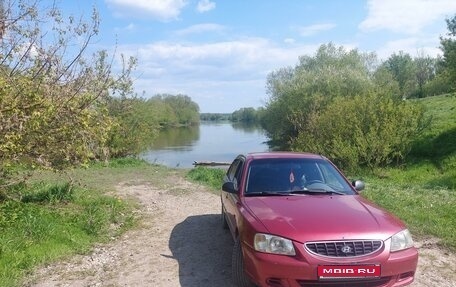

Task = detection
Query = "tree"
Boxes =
[414,53,436,97]
[232,107,257,122]
[263,43,376,148]
[383,51,417,98]
[440,14,456,90]
[0,1,135,192]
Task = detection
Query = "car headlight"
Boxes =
[254,233,296,256]
[390,229,414,252]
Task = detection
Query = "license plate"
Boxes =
[318,265,381,278]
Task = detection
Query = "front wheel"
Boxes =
[232,238,255,287]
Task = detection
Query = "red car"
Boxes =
[221,152,418,287]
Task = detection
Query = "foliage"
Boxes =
[262,44,428,170]
[440,14,456,90]
[105,94,200,158]
[150,94,200,126]
[106,96,160,158]
[291,93,427,171]
[186,167,225,191]
[262,44,376,148]
[414,54,437,97]
[0,1,135,193]
[382,51,417,98]
[231,107,259,122]
[423,71,453,96]
[200,113,232,121]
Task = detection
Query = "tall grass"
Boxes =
[186,167,226,191]
[0,158,159,287]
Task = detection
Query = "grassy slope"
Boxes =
[361,93,456,249]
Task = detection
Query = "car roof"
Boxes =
[245,152,325,161]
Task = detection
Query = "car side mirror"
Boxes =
[352,180,365,192]
[222,181,237,193]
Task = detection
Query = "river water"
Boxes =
[140,122,270,168]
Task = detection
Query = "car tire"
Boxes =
[232,238,255,287]
[221,204,229,230]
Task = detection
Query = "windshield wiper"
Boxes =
[245,191,290,196]
[288,189,346,195]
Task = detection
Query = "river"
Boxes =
[140,121,270,168]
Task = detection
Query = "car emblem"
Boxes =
[340,245,352,254]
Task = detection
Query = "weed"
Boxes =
[186,167,226,191]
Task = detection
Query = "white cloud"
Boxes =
[359,0,456,34]
[174,23,225,36]
[118,39,322,112]
[196,0,216,13]
[376,37,442,59]
[297,23,336,37]
[284,38,296,44]
[105,0,187,22]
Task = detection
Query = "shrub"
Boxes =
[291,93,427,171]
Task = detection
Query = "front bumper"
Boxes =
[242,241,418,287]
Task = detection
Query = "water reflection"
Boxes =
[151,125,200,150]
[230,121,263,133]
[141,122,269,168]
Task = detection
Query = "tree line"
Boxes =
[231,15,456,171]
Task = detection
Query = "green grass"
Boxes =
[0,183,135,287]
[358,93,456,249]
[409,93,456,176]
[0,158,183,287]
[361,179,456,249]
[186,166,226,191]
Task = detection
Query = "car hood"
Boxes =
[244,195,405,242]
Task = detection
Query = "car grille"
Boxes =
[305,240,383,257]
[297,277,392,287]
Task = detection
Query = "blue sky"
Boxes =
[61,0,456,113]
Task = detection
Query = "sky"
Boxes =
[60,0,456,113]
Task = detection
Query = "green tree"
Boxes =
[414,54,436,97]
[263,43,376,148]
[440,14,456,90]
[383,51,417,98]
[232,107,257,122]
[0,1,134,192]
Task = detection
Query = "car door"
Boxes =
[223,156,245,235]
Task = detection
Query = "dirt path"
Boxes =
[24,177,456,287]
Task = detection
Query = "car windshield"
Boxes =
[245,158,355,196]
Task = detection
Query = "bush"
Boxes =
[423,72,453,97]
[291,93,427,171]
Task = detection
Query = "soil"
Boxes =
[24,176,456,287]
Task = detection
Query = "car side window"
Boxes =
[227,160,240,181]
[227,158,244,190]
[233,160,244,188]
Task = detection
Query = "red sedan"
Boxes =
[221,152,418,287]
